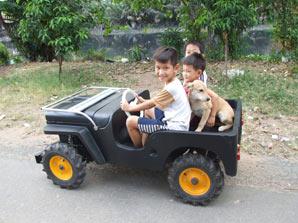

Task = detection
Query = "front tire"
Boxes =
[42,142,86,189]
[168,153,224,206]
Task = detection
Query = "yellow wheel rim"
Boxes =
[49,155,73,181]
[179,168,211,196]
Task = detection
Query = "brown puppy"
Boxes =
[188,80,234,132]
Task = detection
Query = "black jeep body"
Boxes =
[35,87,242,205]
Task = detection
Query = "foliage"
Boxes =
[272,0,298,58]
[0,42,10,65]
[159,27,184,57]
[128,45,144,62]
[209,0,257,66]
[1,0,109,75]
[10,54,24,64]
[0,0,24,21]
[205,41,225,61]
[17,0,108,73]
[210,0,256,34]
[0,0,57,61]
[178,0,217,43]
[0,1,31,59]
[114,0,257,62]
[291,65,298,79]
[105,0,177,29]
[254,0,298,60]
[228,33,249,60]
[83,49,107,62]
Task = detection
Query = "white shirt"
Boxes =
[153,78,191,131]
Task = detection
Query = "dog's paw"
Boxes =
[195,127,203,132]
[218,125,232,132]
[218,126,225,132]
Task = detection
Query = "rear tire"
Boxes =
[168,153,224,206]
[42,142,86,189]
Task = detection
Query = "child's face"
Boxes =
[185,44,201,57]
[183,64,202,83]
[155,60,179,84]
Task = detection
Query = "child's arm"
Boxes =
[135,94,146,103]
[206,89,218,127]
[121,98,155,112]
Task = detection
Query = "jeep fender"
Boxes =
[44,124,106,164]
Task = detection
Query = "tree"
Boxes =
[0,1,30,59]
[114,0,256,66]
[255,0,298,59]
[209,0,256,74]
[18,0,109,77]
[1,0,109,77]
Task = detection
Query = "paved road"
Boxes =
[1,156,297,223]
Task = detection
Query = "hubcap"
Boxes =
[49,155,73,181]
[191,177,199,185]
[179,168,211,196]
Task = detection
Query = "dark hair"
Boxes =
[182,52,206,71]
[153,47,178,66]
[184,40,204,54]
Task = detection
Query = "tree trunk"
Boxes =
[58,56,63,81]
[0,15,4,30]
[280,0,287,51]
[223,32,229,76]
[207,28,213,53]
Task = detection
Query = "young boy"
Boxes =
[184,40,208,86]
[121,47,191,148]
[182,52,218,127]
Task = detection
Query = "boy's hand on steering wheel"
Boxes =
[120,100,131,112]
[135,94,145,103]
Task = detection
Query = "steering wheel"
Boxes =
[121,89,144,117]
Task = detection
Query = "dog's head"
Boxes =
[187,80,211,102]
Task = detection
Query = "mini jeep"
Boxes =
[35,87,242,205]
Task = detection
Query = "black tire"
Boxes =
[168,153,224,206]
[42,142,86,189]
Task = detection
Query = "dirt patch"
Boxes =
[207,60,295,79]
[242,111,298,160]
[0,65,13,76]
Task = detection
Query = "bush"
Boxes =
[11,55,24,64]
[242,54,268,62]
[128,45,144,62]
[0,43,10,65]
[291,66,298,79]
[159,28,184,57]
[84,49,107,62]
[205,41,225,61]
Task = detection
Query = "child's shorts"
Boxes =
[138,108,168,134]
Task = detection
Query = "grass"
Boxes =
[0,61,297,122]
[210,70,298,115]
[0,61,138,127]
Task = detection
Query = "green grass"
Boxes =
[0,62,297,119]
[210,71,298,115]
[0,62,136,114]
